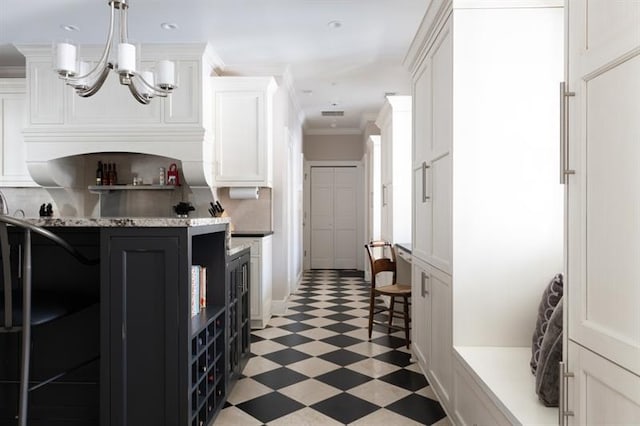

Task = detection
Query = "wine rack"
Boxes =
[190,306,226,426]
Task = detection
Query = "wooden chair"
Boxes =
[0,215,99,426]
[365,241,411,348]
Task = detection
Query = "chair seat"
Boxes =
[375,284,411,296]
[1,290,96,328]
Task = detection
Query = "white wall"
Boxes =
[303,134,364,161]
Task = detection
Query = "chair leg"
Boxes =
[368,292,375,340]
[403,296,410,349]
[388,297,395,334]
[18,234,32,426]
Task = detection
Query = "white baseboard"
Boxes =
[271,299,288,315]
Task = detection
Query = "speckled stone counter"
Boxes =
[21,216,231,227]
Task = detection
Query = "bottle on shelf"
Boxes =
[112,163,118,185]
[96,161,103,185]
[103,163,110,185]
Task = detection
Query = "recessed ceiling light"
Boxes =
[61,24,80,32]
[160,22,179,31]
[327,20,342,29]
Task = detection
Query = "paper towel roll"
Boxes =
[229,187,259,200]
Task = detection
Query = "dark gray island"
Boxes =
[0,217,250,426]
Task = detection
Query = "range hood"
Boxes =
[17,44,222,194]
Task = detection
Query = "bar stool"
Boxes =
[365,241,411,348]
[0,215,99,426]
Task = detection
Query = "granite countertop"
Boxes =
[18,217,231,227]
[231,230,274,237]
[227,243,251,257]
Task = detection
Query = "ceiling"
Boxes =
[0,0,429,134]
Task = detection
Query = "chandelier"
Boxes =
[53,0,176,105]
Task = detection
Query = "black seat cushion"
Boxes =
[0,290,96,328]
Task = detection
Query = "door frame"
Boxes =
[303,160,364,271]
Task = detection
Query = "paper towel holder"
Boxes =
[228,187,259,200]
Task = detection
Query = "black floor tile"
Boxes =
[318,349,367,366]
[315,367,372,391]
[386,393,447,425]
[278,322,315,333]
[325,304,356,313]
[378,369,428,392]
[373,350,412,367]
[370,334,408,349]
[282,312,314,322]
[311,392,378,424]
[250,334,265,343]
[319,334,361,348]
[235,392,305,423]
[324,313,359,322]
[251,367,308,390]
[271,333,314,347]
[323,322,359,334]
[287,304,318,313]
[262,348,312,365]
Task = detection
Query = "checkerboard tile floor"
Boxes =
[215,270,451,425]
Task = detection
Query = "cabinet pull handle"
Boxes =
[382,184,387,206]
[422,161,430,202]
[421,271,429,297]
[559,82,576,184]
[559,361,575,425]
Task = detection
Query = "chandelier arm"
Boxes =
[75,63,113,98]
[130,72,172,97]
[127,82,151,105]
[62,1,116,84]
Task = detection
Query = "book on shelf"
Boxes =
[200,266,207,309]
[191,265,200,317]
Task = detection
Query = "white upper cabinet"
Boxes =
[0,79,36,187]
[210,77,277,188]
[375,95,412,244]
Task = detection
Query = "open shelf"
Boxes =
[88,184,177,193]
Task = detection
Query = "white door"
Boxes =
[310,167,358,269]
[566,0,640,376]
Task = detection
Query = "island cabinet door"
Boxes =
[101,230,188,426]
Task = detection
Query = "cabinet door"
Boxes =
[411,259,431,374]
[427,266,452,407]
[212,77,275,187]
[0,82,36,187]
[105,234,182,426]
[566,0,640,376]
[567,342,640,425]
[412,53,432,169]
[428,22,452,274]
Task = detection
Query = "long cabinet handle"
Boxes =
[558,361,575,425]
[421,271,429,297]
[422,161,430,202]
[382,184,387,206]
[559,82,575,184]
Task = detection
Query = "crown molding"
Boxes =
[304,128,362,136]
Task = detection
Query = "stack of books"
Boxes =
[191,265,207,317]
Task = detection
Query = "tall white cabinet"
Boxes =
[375,96,411,245]
[563,1,640,424]
[405,1,564,423]
[0,79,36,187]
